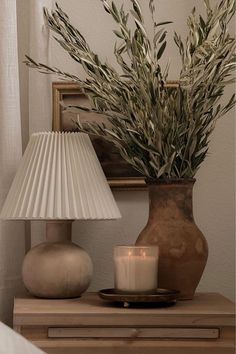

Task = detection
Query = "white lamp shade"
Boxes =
[0,132,121,220]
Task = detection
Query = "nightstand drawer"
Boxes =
[14,293,235,354]
[48,327,220,339]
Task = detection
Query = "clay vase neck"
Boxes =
[136,179,208,300]
[148,181,194,222]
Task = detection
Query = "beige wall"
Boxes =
[19,0,235,301]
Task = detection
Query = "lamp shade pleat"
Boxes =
[0,132,121,220]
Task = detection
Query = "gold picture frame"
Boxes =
[52,81,179,190]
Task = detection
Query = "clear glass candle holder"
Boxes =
[114,245,159,294]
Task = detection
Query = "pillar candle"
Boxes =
[114,246,159,294]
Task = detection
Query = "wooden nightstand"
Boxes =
[13,292,235,354]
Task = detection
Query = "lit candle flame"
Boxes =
[140,249,146,257]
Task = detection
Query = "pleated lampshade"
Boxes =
[0,132,121,220]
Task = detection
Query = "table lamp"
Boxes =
[0,132,121,298]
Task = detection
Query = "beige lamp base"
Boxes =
[22,221,93,299]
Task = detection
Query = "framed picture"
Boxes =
[52,81,179,190]
[52,82,146,190]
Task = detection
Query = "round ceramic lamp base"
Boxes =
[22,221,93,299]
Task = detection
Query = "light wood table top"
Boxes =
[14,292,234,326]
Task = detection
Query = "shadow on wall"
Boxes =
[0,221,25,325]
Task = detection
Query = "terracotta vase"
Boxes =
[136,179,208,300]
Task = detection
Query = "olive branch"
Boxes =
[25,0,236,179]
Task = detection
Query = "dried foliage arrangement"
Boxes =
[25,0,236,180]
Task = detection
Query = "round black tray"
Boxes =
[98,288,179,307]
